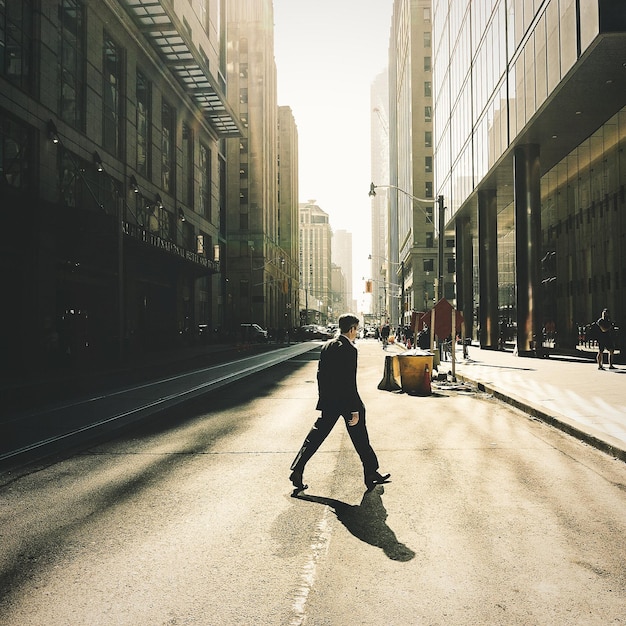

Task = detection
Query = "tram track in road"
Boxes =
[1,342,320,467]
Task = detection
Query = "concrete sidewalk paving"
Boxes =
[439,344,626,463]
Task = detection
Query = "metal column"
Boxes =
[478,190,499,349]
[455,215,473,340]
[514,144,542,356]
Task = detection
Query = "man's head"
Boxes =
[338,313,360,334]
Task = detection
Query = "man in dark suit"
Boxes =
[290,313,390,492]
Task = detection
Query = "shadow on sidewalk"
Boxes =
[293,487,415,562]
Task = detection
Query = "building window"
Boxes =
[423,8,431,21]
[140,196,171,240]
[60,150,113,213]
[424,32,431,48]
[425,156,433,173]
[424,81,432,97]
[1,0,33,91]
[425,181,433,198]
[136,70,150,176]
[426,233,434,248]
[423,259,434,272]
[240,279,249,298]
[103,34,122,156]
[425,131,432,147]
[447,257,456,273]
[58,0,85,129]
[199,142,211,219]
[161,100,175,193]
[425,106,432,122]
[182,123,193,206]
[0,115,30,190]
[424,56,431,72]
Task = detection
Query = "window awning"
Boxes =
[121,0,242,137]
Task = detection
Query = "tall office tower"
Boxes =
[277,106,301,330]
[332,229,354,314]
[388,0,437,328]
[371,70,390,324]
[299,201,333,325]
[433,1,626,353]
[226,0,292,331]
[331,264,348,322]
[1,0,240,374]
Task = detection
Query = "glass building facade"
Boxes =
[433,0,626,352]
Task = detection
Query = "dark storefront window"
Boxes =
[182,123,193,206]
[103,34,123,156]
[199,142,211,220]
[161,100,175,193]
[0,0,33,91]
[60,149,120,215]
[136,70,150,176]
[0,116,30,190]
[136,194,174,241]
[59,149,117,215]
[59,0,85,130]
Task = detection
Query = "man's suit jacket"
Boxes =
[315,334,364,414]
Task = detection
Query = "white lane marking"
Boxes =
[290,506,333,626]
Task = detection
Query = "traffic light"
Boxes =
[368,183,376,197]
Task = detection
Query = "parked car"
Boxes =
[240,323,268,343]
[297,324,333,340]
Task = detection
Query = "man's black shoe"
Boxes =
[290,470,308,492]
[365,472,391,490]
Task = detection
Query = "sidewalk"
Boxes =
[443,344,626,463]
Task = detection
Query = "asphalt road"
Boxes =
[1,341,625,625]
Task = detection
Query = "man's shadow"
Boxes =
[293,487,415,562]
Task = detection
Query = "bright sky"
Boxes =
[273,0,394,309]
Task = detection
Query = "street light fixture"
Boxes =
[93,151,104,172]
[369,182,446,303]
[368,183,437,233]
[47,119,60,144]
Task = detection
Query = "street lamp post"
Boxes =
[369,183,445,302]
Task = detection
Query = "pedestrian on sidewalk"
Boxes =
[596,308,616,370]
[289,313,390,492]
[380,321,391,349]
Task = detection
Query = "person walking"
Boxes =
[380,321,391,349]
[596,308,616,370]
[289,313,390,492]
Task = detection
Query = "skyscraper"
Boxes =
[433,1,626,352]
[225,0,296,331]
[299,201,332,324]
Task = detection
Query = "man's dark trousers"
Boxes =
[290,408,379,478]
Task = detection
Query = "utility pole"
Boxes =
[437,194,445,302]
[400,260,405,327]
